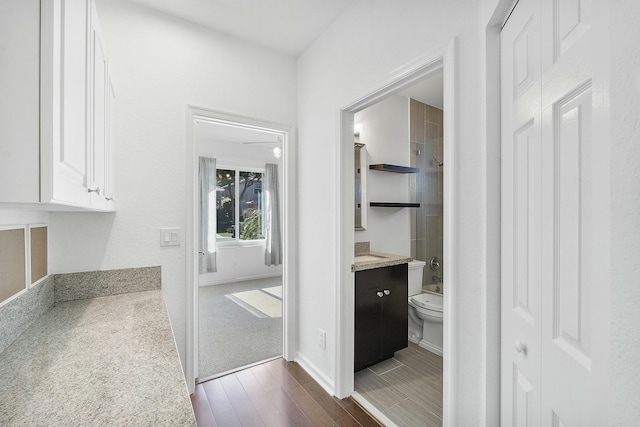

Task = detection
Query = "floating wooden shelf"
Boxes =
[370,202,421,208]
[369,164,420,174]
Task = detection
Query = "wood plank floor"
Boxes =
[191,358,383,427]
[354,343,443,427]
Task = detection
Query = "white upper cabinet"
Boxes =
[0,0,115,212]
[88,2,109,210]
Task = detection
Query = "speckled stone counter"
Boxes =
[351,251,413,272]
[0,290,195,426]
[352,241,412,272]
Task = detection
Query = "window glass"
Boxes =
[216,169,264,242]
[239,171,263,240]
[216,169,236,239]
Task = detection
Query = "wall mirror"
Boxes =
[355,143,367,230]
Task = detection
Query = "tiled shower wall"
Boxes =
[409,99,444,290]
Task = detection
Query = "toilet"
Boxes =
[407,260,444,356]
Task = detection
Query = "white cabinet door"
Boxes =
[501,0,609,425]
[49,0,91,207]
[89,2,108,210]
[0,0,41,203]
[105,77,116,207]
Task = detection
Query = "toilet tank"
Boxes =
[407,260,426,296]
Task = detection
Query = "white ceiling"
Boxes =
[126,0,355,57]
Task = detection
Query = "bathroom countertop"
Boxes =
[352,250,413,272]
[0,290,196,426]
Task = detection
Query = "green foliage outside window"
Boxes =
[216,168,263,241]
[241,207,263,240]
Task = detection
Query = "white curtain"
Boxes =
[264,163,282,266]
[199,157,217,273]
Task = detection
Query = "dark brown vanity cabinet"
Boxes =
[354,263,408,371]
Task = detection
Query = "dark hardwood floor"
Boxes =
[191,358,383,427]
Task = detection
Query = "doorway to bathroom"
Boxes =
[352,69,445,426]
[336,44,456,426]
[185,108,297,387]
[353,69,446,425]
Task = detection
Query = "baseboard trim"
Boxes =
[418,340,443,356]
[295,352,335,396]
[199,273,282,287]
[351,392,398,427]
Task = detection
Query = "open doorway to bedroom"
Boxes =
[193,116,287,382]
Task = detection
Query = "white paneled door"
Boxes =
[501,0,608,425]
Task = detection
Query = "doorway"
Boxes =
[185,108,297,390]
[351,71,445,426]
[335,42,457,425]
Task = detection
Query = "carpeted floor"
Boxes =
[198,276,283,379]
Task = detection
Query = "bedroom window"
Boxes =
[216,168,264,242]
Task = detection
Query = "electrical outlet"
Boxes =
[318,329,326,349]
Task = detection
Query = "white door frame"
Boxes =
[184,106,297,393]
[335,39,458,423]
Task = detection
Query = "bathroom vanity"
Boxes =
[354,263,408,371]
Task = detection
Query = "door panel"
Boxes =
[501,0,542,423]
[553,83,593,369]
[541,0,605,424]
[503,0,607,425]
[513,365,535,427]
[552,0,591,62]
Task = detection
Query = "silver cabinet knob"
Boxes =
[88,186,101,195]
[376,291,384,298]
[105,195,115,201]
[383,289,391,296]
[515,339,527,354]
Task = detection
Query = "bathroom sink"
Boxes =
[354,254,388,262]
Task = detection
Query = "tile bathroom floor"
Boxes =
[355,342,443,426]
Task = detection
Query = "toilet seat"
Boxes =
[409,293,443,312]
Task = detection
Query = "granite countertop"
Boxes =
[0,290,196,426]
[351,250,413,272]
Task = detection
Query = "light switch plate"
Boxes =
[160,228,180,246]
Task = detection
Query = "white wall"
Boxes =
[354,94,411,257]
[609,1,640,424]
[48,0,296,371]
[297,0,488,423]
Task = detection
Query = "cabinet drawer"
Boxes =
[355,263,407,290]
